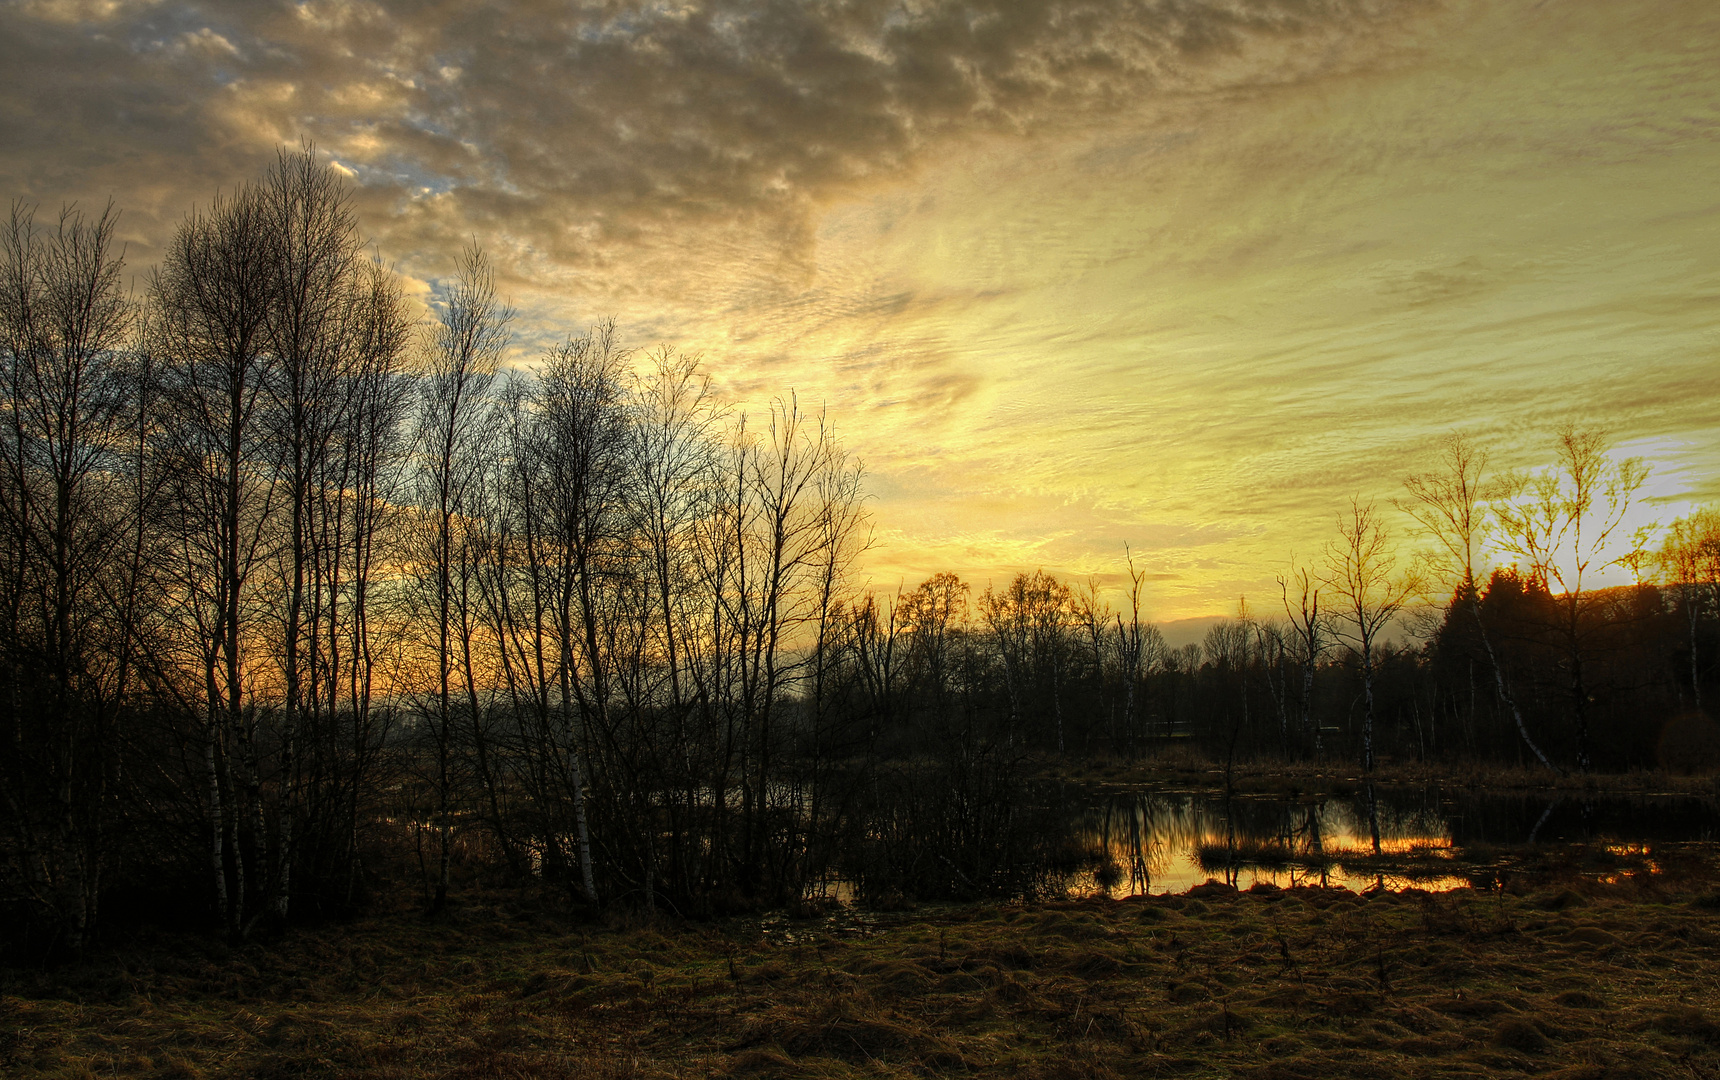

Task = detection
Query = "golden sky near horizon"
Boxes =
[3,0,1716,621]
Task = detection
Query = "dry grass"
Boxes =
[6,859,1720,1078]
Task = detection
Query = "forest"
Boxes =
[3,149,1719,960]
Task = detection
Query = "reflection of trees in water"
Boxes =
[1087,794,1198,891]
[1074,789,1455,889]
[844,780,1720,905]
[838,762,1095,903]
[1061,786,1720,896]
[1446,792,1720,846]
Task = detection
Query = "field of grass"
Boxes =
[6,851,1720,1080]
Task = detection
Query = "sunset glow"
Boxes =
[4,0,1715,619]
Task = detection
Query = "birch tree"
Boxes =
[1324,499,1417,774]
[1400,432,1556,771]
[413,244,509,912]
[151,180,281,938]
[1659,508,1720,712]
[0,200,138,952]
[1493,427,1648,772]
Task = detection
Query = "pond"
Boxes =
[1064,784,1720,895]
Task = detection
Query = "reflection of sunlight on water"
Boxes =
[1078,855,1473,896]
[805,788,1717,906]
[1073,791,1471,895]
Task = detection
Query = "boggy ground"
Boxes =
[6,866,1720,1080]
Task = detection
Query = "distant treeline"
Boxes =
[2,151,1717,957]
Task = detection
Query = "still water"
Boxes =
[1066,785,1720,894]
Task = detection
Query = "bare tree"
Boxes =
[1493,427,1648,772]
[529,322,632,905]
[480,376,568,880]
[1071,576,1112,752]
[413,244,509,912]
[628,348,721,721]
[692,394,866,900]
[1278,559,1329,758]
[1200,608,1251,753]
[1400,433,1556,771]
[1324,499,1417,774]
[850,589,905,739]
[1253,615,1292,756]
[980,571,1072,751]
[902,572,969,715]
[151,179,282,938]
[0,200,137,952]
[255,146,403,920]
[1112,549,1152,756]
[5,163,962,937]
[329,258,415,904]
[1659,508,1720,711]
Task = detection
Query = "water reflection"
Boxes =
[1068,786,1720,895]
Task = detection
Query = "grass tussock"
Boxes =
[6,854,1720,1078]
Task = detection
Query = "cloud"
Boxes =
[5,0,1715,620]
[0,0,1426,281]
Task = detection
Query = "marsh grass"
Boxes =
[6,854,1720,1078]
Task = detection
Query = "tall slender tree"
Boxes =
[413,244,509,913]
[1401,433,1556,771]
[1493,427,1648,772]
[0,200,137,953]
[1325,499,1417,774]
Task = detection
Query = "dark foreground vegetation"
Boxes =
[5,847,1720,1080]
[4,146,1720,963]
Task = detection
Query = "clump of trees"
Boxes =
[0,150,876,956]
[820,438,1711,801]
[3,151,1717,958]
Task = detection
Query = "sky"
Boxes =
[3,0,1717,621]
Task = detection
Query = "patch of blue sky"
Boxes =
[382,105,515,193]
[123,9,247,57]
[573,2,696,46]
[396,104,462,143]
[335,152,460,199]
